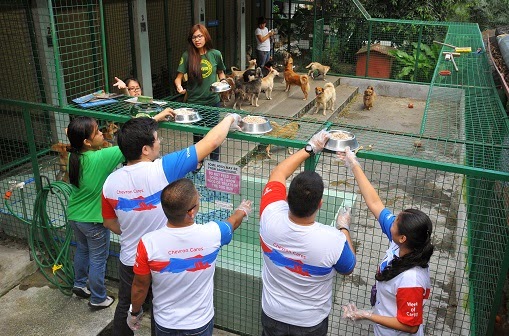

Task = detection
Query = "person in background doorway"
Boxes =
[102,113,242,335]
[127,178,252,335]
[174,24,227,170]
[259,130,356,336]
[339,146,434,336]
[113,77,142,97]
[255,16,274,69]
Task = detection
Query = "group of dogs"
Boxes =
[51,58,377,177]
[223,54,376,114]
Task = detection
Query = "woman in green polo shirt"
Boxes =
[174,24,227,169]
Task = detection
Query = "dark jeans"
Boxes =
[256,50,270,68]
[155,317,214,336]
[113,262,155,336]
[261,310,328,336]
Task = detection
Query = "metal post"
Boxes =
[99,0,109,91]
[132,0,153,97]
[22,107,42,192]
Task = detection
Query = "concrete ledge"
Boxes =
[340,77,430,100]
[0,244,37,297]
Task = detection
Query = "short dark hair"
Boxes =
[117,117,158,161]
[257,16,266,25]
[161,178,197,224]
[287,171,324,217]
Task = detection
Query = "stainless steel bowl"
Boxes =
[241,116,273,134]
[210,81,231,93]
[173,108,202,124]
[324,130,359,152]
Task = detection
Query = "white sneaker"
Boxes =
[72,286,91,299]
[88,296,115,310]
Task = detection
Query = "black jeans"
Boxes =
[113,262,155,336]
[261,310,328,336]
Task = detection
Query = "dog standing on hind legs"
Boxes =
[284,57,310,100]
[363,85,376,110]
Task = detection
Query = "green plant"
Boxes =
[389,42,440,82]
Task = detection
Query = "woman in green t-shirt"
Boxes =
[66,116,125,309]
[174,24,227,168]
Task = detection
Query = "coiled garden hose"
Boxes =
[4,178,74,296]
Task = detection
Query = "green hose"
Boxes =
[4,180,75,296]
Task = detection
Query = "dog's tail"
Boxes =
[231,66,241,72]
[324,82,334,90]
[305,62,314,69]
[300,75,309,85]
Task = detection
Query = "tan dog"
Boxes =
[363,85,376,110]
[305,62,331,80]
[261,68,279,100]
[230,59,257,79]
[219,77,235,106]
[314,82,336,115]
[266,121,301,158]
[284,57,310,100]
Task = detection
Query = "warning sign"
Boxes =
[204,160,241,195]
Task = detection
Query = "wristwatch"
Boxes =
[129,304,142,317]
[305,143,315,156]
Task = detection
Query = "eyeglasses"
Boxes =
[192,34,204,41]
[187,193,201,212]
[128,87,141,92]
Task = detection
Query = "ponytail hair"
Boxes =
[376,209,434,282]
[66,116,97,188]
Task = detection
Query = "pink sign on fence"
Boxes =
[204,160,241,195]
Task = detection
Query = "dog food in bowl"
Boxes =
[324,130,359,152]
[173,108,202,124]
[210,81,231,93]
[241,116,273,134]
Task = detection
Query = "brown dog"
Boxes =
[100,121,119,147]
[363,85,376,110]
[50,143,70,182]
[314,82,336,115]
[219,77,235,106]
[284,57,310,100]
[266,121,300,158]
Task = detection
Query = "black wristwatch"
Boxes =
[305,144,315,156]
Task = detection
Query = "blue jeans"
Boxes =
[261,310,328,336]
[70,221,110,304]
[155,317,214,336]
[256,50,270,68]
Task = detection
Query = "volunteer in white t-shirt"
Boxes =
[259,130,357,336]
[339,147,434,336]
[127,178,252,335]
[255,16,274,68]
[102,113,242,335]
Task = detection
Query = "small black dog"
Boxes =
[233,67,262,110]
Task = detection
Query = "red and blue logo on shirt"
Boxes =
[149,248,220,273]
[260,237,332,277]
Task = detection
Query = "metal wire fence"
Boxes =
[1,1,509,336]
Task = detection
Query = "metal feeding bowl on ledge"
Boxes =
[324,130,359,152]
[130,103,163,118]
[210,81,231,93]
[240,116,273,134]
[173,108,202,124]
